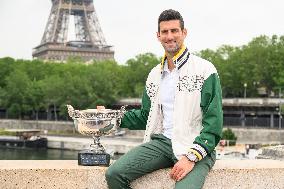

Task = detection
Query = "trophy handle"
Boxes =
[67,104,75,118]
[113,105,128,136]
[67,104,82,119]
[116,105,127,128]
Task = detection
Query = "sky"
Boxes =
[0,0,284,64]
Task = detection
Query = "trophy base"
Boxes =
[78,149,110,166]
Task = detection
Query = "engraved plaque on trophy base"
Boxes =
[78,149,110,166]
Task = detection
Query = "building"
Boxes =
[32,0,114,62]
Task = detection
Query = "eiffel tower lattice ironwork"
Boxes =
[33,0,114,62]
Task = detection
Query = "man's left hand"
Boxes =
[170,156,195,182]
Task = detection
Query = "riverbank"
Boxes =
[46,135,142,154]
[1,119,284,144]
[0,134,142,155]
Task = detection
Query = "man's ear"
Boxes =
[183,28,188,37]
[157,32,161,41]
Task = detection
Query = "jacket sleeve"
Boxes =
[189,73,223,161]
[120,88,151,130]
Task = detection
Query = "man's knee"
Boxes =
[105,165,119,181]
[105,163,130,189]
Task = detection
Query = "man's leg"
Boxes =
[174,151,216,189]
[105,134,174,189]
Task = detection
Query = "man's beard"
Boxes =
[163,43,180,54]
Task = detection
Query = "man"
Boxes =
[106,9,223,189]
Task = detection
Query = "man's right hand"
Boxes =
[170,156,195,181]
[97,106,105,111]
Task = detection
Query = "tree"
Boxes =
[199,35,284,97]
[4,69,31,119]
[87,60,122,107]
[40,75,65,121]
[0,57,15,87]
[222,128,237,146]
[24,79,44,120]
[122,53,159,97]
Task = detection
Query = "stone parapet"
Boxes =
[1,160,284,189]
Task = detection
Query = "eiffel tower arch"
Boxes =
[33,0,114,62]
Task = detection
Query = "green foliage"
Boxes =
[1,34,284,119]
[0,129,17,136]
[4,69,31,118]
[199,35,284,97]
[66,56,84,64]
[221,128,237,146]
[0,53,158,119]
[0,57,15,87]
[122,53,160,97]
[281,104,284,114]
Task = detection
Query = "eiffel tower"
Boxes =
[33,0,114,62]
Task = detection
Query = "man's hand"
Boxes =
[97,106,105,111]
[170,156,195,182]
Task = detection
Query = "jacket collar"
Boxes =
[160,45,190,72]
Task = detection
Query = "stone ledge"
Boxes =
[0,160,284,189]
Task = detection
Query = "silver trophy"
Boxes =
[67,105,126,166]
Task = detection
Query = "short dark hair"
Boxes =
[158,9,184,32]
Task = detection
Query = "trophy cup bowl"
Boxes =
[67,105,126,166]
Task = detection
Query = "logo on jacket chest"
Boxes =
[146,75,204,99]
[146,83,158,99]
[178,75,204,93]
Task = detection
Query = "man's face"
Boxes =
[157,20,187,55]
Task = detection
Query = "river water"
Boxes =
[0,147,78,160]
[0,147,122,160]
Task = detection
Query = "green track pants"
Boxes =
[105,134,216,189]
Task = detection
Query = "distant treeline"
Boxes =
[0,35,284,120]
[0,53,159,119]
[198,35,284,98]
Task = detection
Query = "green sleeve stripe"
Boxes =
[120,88,151,130]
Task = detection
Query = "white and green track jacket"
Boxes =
[121,45,223,161]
